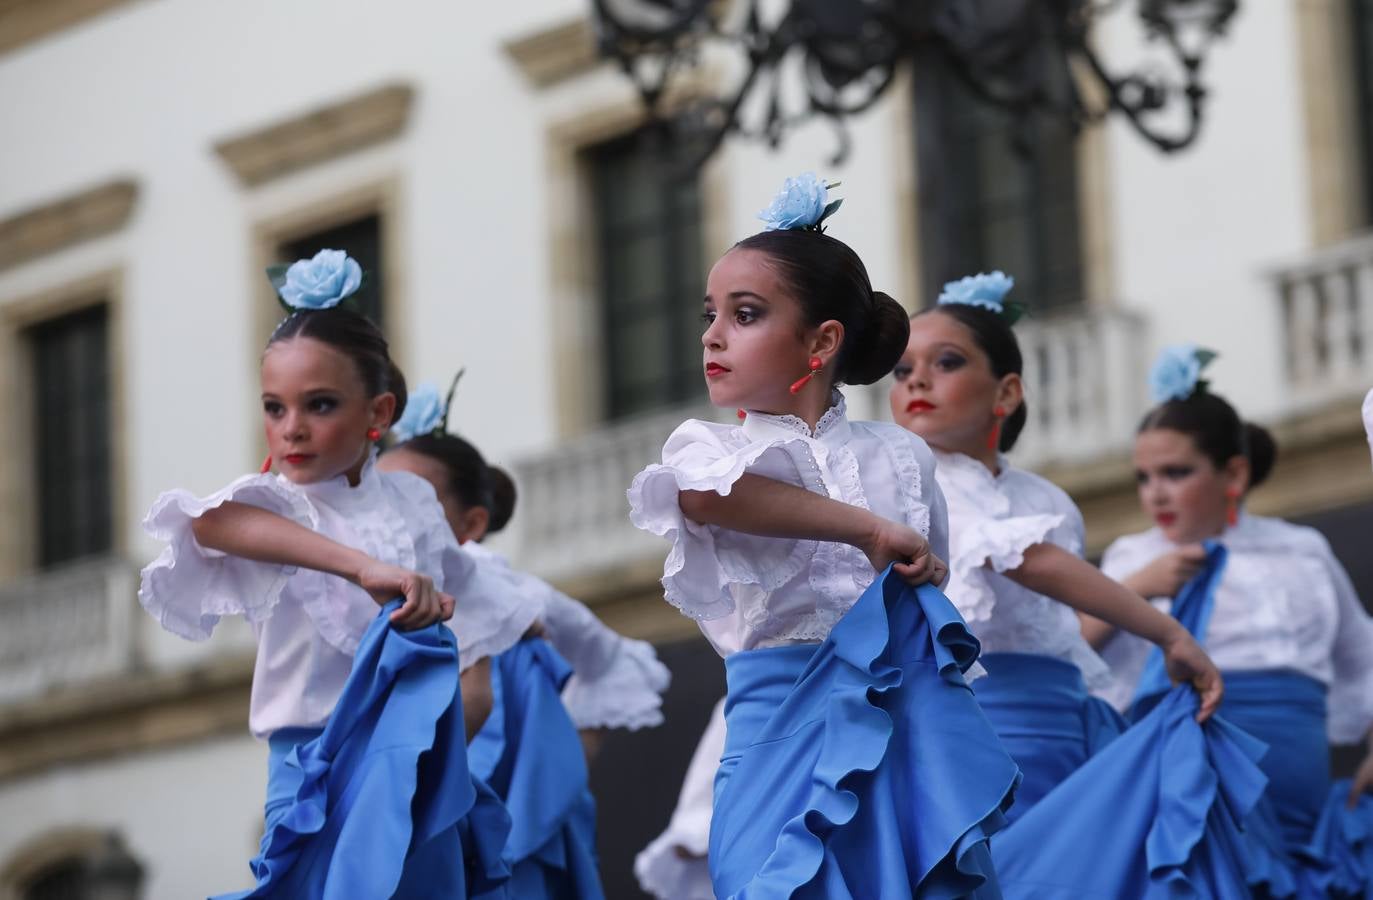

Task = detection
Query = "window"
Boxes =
[27,305,112,568]
[913,54,1084,312]
[279,213,384,326]
[1353,0,1373,224]
[585,130,706,421]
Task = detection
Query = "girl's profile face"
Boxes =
[1133,427,1238,543]
[376,447,485,542]
[260,336,392,485]
[701,248,819,413]
[889,311,1008,454]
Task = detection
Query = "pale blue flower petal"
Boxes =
[391,383,445,442]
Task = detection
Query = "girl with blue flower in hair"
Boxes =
[379,378,672,900]
[890,279,1272,897]
[1083,346,1373,897]
[628,173,1021,899]
[137,250,542,898]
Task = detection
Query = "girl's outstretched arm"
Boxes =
[1005,543,1223,721]
[679,473,946,586]
[191,501,454,629]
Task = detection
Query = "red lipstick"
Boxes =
[705,362,731,377]
[1154,512,1177,527]
[906,399,936,414]
[284,453,313,465]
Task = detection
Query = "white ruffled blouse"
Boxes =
[934,450,1114,690]
[461,541,671,731]
[1096,514,1373,743]
[138,452,541,739]
[627,392,949,657]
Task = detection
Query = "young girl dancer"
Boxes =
[628,174,1021,899]
[138,251,539,898]
[381,391,670,742]
[891,275,1269,898]
[378,384,672,898]
[1088,345,1373,897]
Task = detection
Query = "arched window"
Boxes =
[1,829,144,900]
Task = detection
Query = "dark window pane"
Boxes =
[279,214,384,327]
[29,305,112,567]
[586,131,706,421]
[22,858,86,900]
[914,53,1084,313]
[1353,0,1373,225]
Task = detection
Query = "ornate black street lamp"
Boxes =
[590,0,1240,170]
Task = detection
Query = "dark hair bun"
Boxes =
[1244,422,1277,489]
[841,291,911,386]
[486,466,517,535]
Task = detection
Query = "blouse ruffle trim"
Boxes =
[627,435,826,623]
[949,512,1066,624]
[139,474,320,642]
[560,637,671,730]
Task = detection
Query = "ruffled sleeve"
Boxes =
[946,512,1068,625]
[385,472,543,672]
[627,419,827,622]
[1363,388,1373,470]
[138,474,320,641]
[1320,538,1373,744]
[539,586,671,730]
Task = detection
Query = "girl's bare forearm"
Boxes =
[191,501,370,584]
[1008,543,1182,647]
[679,474,877,549]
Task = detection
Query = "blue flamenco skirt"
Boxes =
[708,567,1022,900]
[992,685,1269,899]
[216,601,511,900]
[1169,669,1373,899]
[973,654,1125,823]
[467,638,603,900]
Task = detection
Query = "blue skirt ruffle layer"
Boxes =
[1174,669,1373,899]
[973,653,1125,823]
[217,600,511,900]
[709,567,1022,900]
[993,686,1269,899]
[468,638,604,900]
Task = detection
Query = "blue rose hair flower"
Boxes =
[938,271,1015,312]
[757,172,843,232]
[392,382,444,443]
[269,249,363,311]
[1149,343,1217,404]
[937,271,1027,324]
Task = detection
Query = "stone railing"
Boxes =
[0,557,139,703]
[1269,232,1373,409]
[1012,307,1150,469]
[510,404,713,583]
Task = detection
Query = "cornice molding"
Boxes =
[503,17,600,88]
[0,178,137,271]
[214,83,414,187]
[0,0,137,57]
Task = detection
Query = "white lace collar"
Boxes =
[741,390,851,446]
[294,448,382,510]
[933,450,1018,514]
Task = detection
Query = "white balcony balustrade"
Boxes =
[1270,232,1373,409]
[0,557,138,703]
[1011,308,1150,470]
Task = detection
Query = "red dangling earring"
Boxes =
[366,427,381,442]
[260,454,273,474]
[986,406,1006,451]
[1225,486,1240,528]
[789,356,824,395]
[737,409,747,420]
